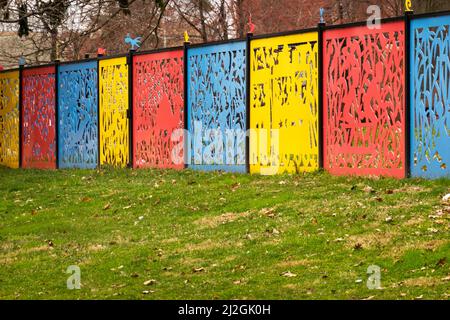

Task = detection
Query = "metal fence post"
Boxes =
[54,59,60,169]
[127,49,135,168]
[318,19,326,171]
[183,34,190,169]
[18,64,24,169]
[245,31,252,174]
[96,54,101,169]
[404,7,414,178]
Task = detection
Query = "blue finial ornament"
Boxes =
[320,8,325,24]
[18,56,26,66]
[124,33,142,50]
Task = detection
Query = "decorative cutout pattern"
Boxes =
[411,15,450,178]
[187,41,247,172]
[133,50,184,169]
[0,71,20,168]
[99,57,129,167]
[22,66,56,169]
[250,32,319,174]
[58,61,98,169]
[323,22,406,178]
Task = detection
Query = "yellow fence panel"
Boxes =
[99,57,129,167]
[0,71,20,168]
[250,32,319,174]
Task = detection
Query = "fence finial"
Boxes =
[124,33,141,50]
[18,56,26,66]
[247,13,255,34]
[183,31,189,43]
[97,48,106,56]
[405,0,412,12]
[320,8,325,24]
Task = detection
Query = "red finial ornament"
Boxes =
[97,48,106,56]
[247,13,255,34]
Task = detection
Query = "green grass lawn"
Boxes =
[0,167,449,300]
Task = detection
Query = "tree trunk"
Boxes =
[233,0,246,38]
[219,0,228,40]
[50,30,58,61]
[199,0,208,42]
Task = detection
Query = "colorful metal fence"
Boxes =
[186,41,247,172]
[323,21,406,178]
[410,15,450,178]
[1,11,449,180]
[21,66,56,169]
[58,61,98,169]
[132,49,184,169]
[99,57,129,167]
[250,32,319,174]
[0,70,20,168]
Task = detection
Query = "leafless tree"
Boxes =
[1,0,449,68]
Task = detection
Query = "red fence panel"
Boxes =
[132,50,184,169]
[323,21,406,178]
[21,66,56,169]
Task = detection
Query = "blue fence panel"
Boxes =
[410,15,450,178]
[187,41,247,173]
[58,61,98,168]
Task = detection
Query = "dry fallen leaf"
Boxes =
[142,290,154,294]
[281,271,297,278]
[103,203,111,210]
[265,228,280,236]
[143,279,157,286]
[436,258,447,267]
[260,207,276,217]
[442,193,450,203]
[193,267,205,273]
